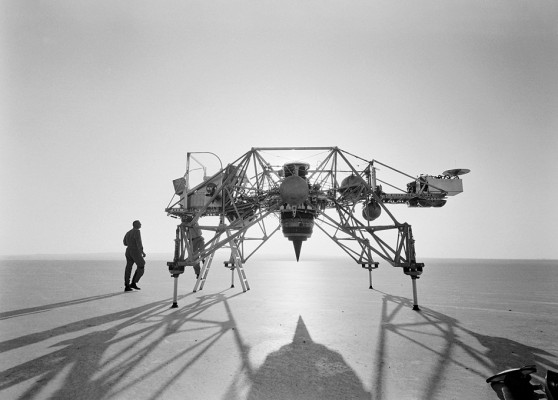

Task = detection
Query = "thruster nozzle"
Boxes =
[292,239,303,262]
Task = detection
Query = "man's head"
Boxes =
[133,220,142,229]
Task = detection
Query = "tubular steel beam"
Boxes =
[165,147,448,310]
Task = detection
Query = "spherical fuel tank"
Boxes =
[339,175,366,201]
[362,200,382,221]
[340,174,365,188]
[279,175,309,205]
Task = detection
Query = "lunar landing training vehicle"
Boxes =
[165,147,468,309]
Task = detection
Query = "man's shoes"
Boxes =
[130,283,141,290]
[124,286,133,292]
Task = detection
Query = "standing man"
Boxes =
[123,220,146,291]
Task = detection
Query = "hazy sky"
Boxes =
[2,0,557,259]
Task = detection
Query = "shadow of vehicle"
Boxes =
[245,316,370,400]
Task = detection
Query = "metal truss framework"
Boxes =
[165,147,454,310]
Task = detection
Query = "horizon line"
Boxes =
[1,252,556,262]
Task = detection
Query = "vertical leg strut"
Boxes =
[411,276,420,311]
[362,263,378,290]
[171,275,179,308]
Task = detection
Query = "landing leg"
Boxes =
[224,261,236,288]
[361,263,378,289]
[171,275,179,308]
[411,276,420,311]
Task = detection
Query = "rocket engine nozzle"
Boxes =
[281,211,314,261]
[279,162,314,261]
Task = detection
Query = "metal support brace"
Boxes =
[230,255,249,293]
[235,263,249,292]
[193,230,222,292]
[193,254,214,292]
[226,232,250,292]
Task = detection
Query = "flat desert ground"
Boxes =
[1,256,557,399]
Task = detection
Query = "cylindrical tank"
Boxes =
[362,200,382,221]
[283,162,310,178]
[434,199,446,207]
[279,175,309,205]
[416,199,447,208]
[425,199,446,208]
[407,198,419,207]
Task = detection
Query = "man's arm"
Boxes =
[135,230,146,257]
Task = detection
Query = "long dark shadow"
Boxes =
[372,292,558,400]
[0,292,125,321]
[0,294,181,354]
[0,290,244,400]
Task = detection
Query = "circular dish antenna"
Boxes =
[443,168,470,177]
